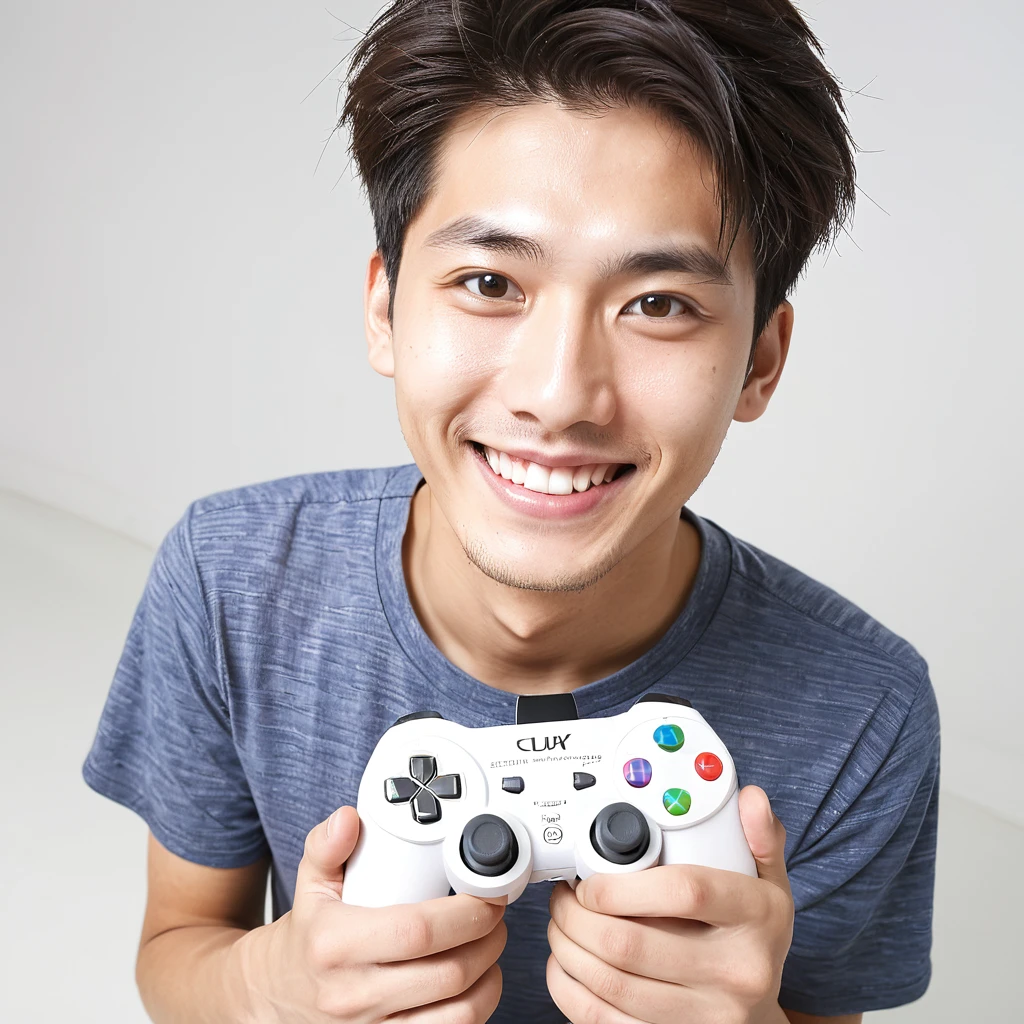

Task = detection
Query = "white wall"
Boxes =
[2,1,1021,824]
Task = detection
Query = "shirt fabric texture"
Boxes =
[83,463,940,1019]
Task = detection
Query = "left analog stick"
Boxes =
[460,814,519,877]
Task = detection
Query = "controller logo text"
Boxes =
[516,733,570,752]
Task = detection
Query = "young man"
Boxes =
[83,1,940,1022]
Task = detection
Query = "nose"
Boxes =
[497,293,617,433]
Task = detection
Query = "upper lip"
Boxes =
[474,442,633,469]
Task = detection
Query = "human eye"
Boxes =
[456,272,525,302]
[622,293,699,319]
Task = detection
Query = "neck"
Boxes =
[402,483,702,695]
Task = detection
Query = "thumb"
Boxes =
[738,785,790,893]
[295,805,361,898]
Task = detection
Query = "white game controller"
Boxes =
[342,692,756,907]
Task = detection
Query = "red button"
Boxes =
[694,752,723,781]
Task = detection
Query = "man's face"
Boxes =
[366,101,786,592]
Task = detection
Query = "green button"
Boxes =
[653,723,684,752]
[663,788,691,816]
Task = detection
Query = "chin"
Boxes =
[462,535,619,594]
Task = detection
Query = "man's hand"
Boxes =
[546,785,794,1024]
[240,806,508,1023]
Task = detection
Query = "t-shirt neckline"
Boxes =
[374,463,732,724]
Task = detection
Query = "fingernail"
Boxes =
[326,808,342,838]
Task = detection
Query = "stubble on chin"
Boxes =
[461,532,624,594]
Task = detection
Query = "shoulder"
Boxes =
[156,463,420,590]
[698,516,939,762]
[188,464,417,521]
[718,520,929,688]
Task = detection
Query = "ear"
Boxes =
[364,249,395,378]
[733,300,794,423]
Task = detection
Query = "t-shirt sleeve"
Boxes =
[82,505,269,868]
[778,669,941,1016]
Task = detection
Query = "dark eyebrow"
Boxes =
[423,214,547,263]
[423,214,732,287]
[597,245,732,287]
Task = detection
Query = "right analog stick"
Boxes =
[591,803,651,865]
[460,814,519,877]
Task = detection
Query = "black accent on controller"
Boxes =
[635,692,692,708]
[429,774,462,799]
[573,772,596,791]
[515,692,579,725]
[384,757,463,823]
[393,710,444,726]
[385,777,418,803]
[460,814,519,877]
[413,790,441,824]
[410,756,437,785]
[591,803,651,865]
[502,776,525,794]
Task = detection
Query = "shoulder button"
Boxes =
[392,710,445,727]
[634,692,692,708]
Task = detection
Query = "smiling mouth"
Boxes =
[470,442,635,495]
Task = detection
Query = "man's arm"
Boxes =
[134,810,508,1024]
[136,833,269,1022]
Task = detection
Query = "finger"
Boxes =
[294,805,361,898]
[331,892,506,965]
[547,918,697,1024]
[550,882,716,987]
[371,918,507,1017]
[546,953,644,1024]
[387,962,503,1023]
[573,862,764,926]
[738,786,791,894]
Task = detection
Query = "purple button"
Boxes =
[623,757,653,788]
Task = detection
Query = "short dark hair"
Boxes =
[339,0,857,346]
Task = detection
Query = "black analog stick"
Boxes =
[460,814,519,877]
[591,803,650,865]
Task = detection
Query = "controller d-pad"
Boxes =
[384,757,462,824]
[385,777,419,803]
[413,790,442,824]
[410,756,437,785]
[428,774,462,799]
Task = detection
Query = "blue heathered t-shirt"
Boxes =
[83,463,940,1019]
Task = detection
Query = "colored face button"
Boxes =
[694,752,723,781]
[663,788,691,816]
[623,757,653,788]
[653,723,684,752]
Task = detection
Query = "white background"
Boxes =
[2,0,1021,840]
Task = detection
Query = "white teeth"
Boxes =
[523,462,551,493]
[479,445,625,495]
[572,465,595,492]
[548,467,574,495]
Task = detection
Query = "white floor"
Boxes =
[0,489,1019,1022]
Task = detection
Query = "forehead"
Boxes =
[408,100,750,273]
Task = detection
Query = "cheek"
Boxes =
[625,353,737,464]
[390,311,500,443]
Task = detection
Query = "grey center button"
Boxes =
[502,776,525,794]
[573,772,596,790]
